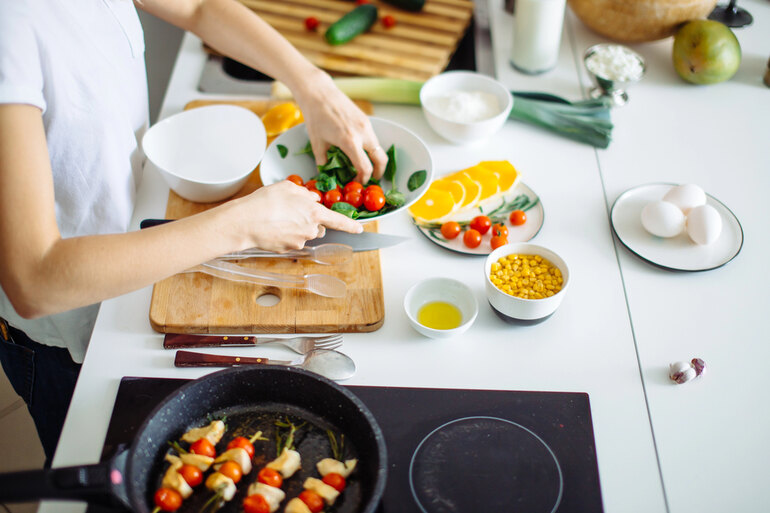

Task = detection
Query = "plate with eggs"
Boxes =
[611,183,743,271]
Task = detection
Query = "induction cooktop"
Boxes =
[87,377,603,513]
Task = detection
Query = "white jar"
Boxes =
[510,0,566,74]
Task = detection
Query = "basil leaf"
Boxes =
[385,189,405,207]
[407,170,427,191]
[277,144,288,159]
[383,144,396,183]
[295,141,313,155]
[331,202,359,219]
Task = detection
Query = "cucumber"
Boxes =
[382,0,425,12]
[325,4,378,46]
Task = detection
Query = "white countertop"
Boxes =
[41,1,770,512]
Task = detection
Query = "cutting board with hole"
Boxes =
[148,99,385,334]
[231,0,474,81]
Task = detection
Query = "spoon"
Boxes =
[173,348,356,381]
[219,243,353,266]
[185,259,346,298]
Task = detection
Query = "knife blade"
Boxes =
[139,219,408,252]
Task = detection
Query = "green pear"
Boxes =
[672,20,741,84]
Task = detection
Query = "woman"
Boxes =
[0,0,386,463]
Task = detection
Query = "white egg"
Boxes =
[663,184,707,215]
[686,204,722,245]
[641,201,686,238]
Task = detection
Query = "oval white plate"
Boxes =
[413,182,544,256]
[259,117,433,223]
[611,183,743,271]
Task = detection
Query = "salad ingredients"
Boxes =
[325,4,378,46]
[469,215,492,235]
[154,488,183,512]
[304,16,319,31]
[440,221,461,239]
[417,301,462,330]
[381,14,397,28]
[490,253,563,299]
[261,103,304,137]
[463,229,482,249]
[509,209,527,226]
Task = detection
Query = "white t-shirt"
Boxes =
[0,0,149,363]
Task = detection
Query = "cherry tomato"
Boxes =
[490,235,508,250]
[363,184,383,196]
[305,179,318,190]
[463,229,482,249]
[304,16,320,31]
[323,188,343,209]
[257,467,283,488]
[355,0,370,4]
[509,209,527,226]
[322,472,346,492]
[440,221,462,239]
[243,494,270,513]
[469,215,491,235]
[286,174,304,187]
[363,190,386,211]
[298,490,325,513]
[189,438,216,458]
[342,181,364,196]
[491,223,509,238]
[218,461,243,484]
[179,464,203,487]
[382,14,397,28]
[227,436,255,459]
[343,190,363,208]
[154,488,182,512]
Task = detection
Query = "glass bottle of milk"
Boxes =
[510,0,566,74]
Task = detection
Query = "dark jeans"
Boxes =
[0,320,81,466]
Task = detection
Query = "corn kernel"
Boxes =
[490,253,563,300]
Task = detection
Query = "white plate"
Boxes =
[611,183,743,271]
[259,117,433,223]
[413,182,544,256]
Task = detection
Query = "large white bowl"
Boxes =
[142,105,266,203]
[419,71,513,145]
[259,117,433,223]
[403,277,478,339]
[485,243,570,324]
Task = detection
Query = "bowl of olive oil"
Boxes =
[404,277,478,339]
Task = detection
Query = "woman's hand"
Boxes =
[293,71,388,184]
[230,180,363,253]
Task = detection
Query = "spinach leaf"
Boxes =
[277,144,288,159]
[407,170,427,192]
[385,189,405,208]
[319,146,357,186]
[383,144,396,183]
[331,202,360,219]
[315,173,339,193]
[295,141,313,155]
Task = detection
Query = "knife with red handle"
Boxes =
[164,333,262,349]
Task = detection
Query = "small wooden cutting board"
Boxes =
[148,99,385,334]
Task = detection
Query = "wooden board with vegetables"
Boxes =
[148,99,386,335]
[235,0,475,81]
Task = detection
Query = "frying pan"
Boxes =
[0,366,387,512]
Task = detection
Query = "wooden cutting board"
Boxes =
[148,99,385,334]
[234,0,475,81]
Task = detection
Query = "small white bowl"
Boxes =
[404,277,478,339]
[484,243,570,324]
[419,71,513,145]
[142,105,266,203]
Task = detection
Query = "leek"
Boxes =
[272,78,613,148]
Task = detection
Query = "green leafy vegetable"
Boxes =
[385,189,405,207]
[407,170,426,191]
[331,202,360,219]
[318,146,357,186]
[383,144,397,183]
[277,144,288,158]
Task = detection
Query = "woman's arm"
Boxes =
[137,0,387,183]
[0,104,360,318]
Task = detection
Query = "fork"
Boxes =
[163,333,342,354]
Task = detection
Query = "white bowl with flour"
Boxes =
[420,71,513,145]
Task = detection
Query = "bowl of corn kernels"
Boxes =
[484,243,570,323]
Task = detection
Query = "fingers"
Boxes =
[338,140,374,185]
[316,206,364,234]
[310,135,330,169]
[365,144,388,181]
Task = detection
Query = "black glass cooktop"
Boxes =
[88,377,603,513]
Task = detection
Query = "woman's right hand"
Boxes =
[229,180,362,253]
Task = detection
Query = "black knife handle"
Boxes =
[139,218,174,229]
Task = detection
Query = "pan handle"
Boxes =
[0,450,130,509]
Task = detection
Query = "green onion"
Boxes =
[271,78,613,148]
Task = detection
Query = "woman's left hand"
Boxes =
[293,71,387,184]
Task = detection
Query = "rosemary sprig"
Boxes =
[416,194,540,231]
[275,417,306,456]
[326,429,346,461]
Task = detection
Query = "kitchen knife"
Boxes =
[139,219,409,252]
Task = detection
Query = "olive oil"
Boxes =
[417,301,462,330]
